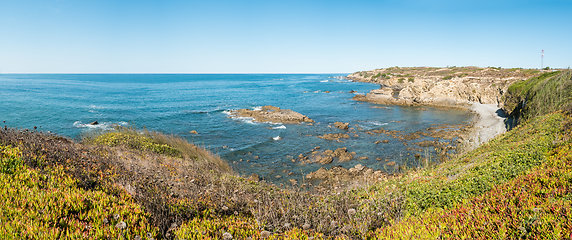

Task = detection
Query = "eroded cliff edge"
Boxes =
[348,66,541,108]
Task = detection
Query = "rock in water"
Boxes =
[228,105,314,124]
[90,121,99,125]
[334,122,350,130]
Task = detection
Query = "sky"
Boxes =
[0,0,571,73]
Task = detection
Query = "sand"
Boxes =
[466,103,508,149]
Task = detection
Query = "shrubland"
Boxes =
[1,70,571,239]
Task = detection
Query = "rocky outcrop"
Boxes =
[297,147,356,165]
[317,133,350,140]
[229,105,314,124]
[305,164,391,188]
[333,122,350,130]
[348,67,541,108]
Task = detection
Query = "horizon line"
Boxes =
[0,72,352,74]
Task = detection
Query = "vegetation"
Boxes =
[0,145,159,239]
[376,112,572,239]
[2,69,572,239]
[503,70,572,122]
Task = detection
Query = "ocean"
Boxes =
[0,74,472,184]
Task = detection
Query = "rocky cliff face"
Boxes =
[348,67,541,108]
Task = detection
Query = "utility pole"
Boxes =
[541,50,544,69]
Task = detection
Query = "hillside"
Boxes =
[1,69,571,239]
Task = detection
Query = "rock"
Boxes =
[333,122,350,130]
[317,133,350,140]
[353,164,365,171]
[315,155,333,164]
[386,161,396,167]
[325,91,331,93]
[306,167,328,179]
[261,231,271,238]
[289,179,298,185]
[90,121,99,125]
[382,140,390,143]
[223,232,233,240]
[334,148,353,162]
[228,105,314,124]
[358,156,369,160]
[248,173,259,182]
[115,221,126,229]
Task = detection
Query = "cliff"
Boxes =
[348,67,541,108]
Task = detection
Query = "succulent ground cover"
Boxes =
[0,145,158,239]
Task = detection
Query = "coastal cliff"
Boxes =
[348,67,541,108]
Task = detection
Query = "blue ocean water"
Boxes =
[0,74,472,184]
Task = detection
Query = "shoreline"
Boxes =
[463,103,508,150]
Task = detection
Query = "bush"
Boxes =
[408,77,414,83]
[442,75,453,80]
[398,78,405,83]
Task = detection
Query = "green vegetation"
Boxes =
[407,77,414,83]
[402,112,565,213]
[504,70,572,120]
[442,75,453,80]
[398,78,405,83]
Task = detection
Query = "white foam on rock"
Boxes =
[73,121,127,130]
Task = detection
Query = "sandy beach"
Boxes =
[466,103,508,149]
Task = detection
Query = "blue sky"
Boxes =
[0,0,570,73]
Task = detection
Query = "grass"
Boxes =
[503,70,571,121]
[85,126,230,172]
